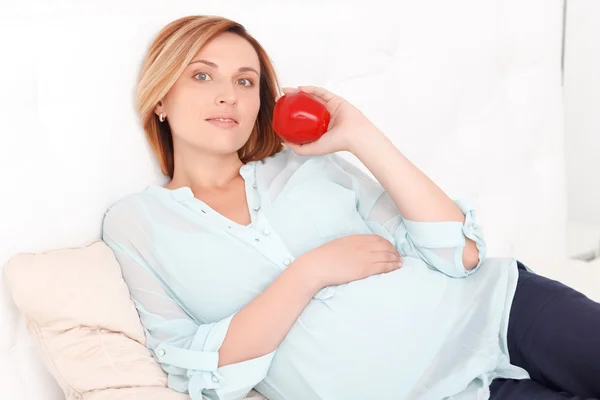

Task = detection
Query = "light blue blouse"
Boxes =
[102,147,529,400]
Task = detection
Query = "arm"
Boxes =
[324,150,486,278]
[102,203,318,400]
[219,257,316,367]
[349,131,480,270]
[278,85,484,276]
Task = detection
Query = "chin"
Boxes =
[207,137,250,155]
[180,126,251,155]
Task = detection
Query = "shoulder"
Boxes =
[101,191,150,241]
[103,191,146,219]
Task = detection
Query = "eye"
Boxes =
[237,78,255,87]
[192,72,212,81]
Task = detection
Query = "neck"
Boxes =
[166,142,245,191]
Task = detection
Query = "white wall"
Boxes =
[564,0,600,226]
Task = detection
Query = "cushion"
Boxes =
[4,241,266,400]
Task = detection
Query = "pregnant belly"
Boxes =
[266,257,468,399]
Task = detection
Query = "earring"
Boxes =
[159,113,165,122]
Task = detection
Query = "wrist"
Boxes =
[288,255,322,294]
[346,127,388,157]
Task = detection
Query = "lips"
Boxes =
[205,116,238,124]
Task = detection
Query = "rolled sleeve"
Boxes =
[135,296,275,400]
[397,198,487,278]
[185,315,275,400]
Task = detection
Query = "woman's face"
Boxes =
[158,32,261,155]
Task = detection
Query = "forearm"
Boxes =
[218,257,317,367]
[349,131,479,269]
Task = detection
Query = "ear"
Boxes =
[154,100,165,118]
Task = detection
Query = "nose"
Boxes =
[215,83,238,106]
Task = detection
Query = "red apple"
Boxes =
[272,92,331,144]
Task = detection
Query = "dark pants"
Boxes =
[489,261,600,400]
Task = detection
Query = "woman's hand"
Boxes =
[293,234,403,290]
[279,86,385,156]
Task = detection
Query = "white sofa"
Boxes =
[1,1,568,398]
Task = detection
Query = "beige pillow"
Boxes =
[4,241,266,400]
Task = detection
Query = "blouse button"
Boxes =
[283,258,291,266]
[252,183,257,189]
[157,349,165,356]
[262,229,271,235]
[212,375,219,383]
[253,205,261,211]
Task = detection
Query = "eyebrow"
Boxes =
[188,59,260,76]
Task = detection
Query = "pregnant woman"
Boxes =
[102,15,600,400]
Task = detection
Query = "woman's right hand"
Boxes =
[294,234,403,290]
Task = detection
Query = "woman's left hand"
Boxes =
[279,86,384,156]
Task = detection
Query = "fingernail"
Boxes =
[397,261,403,268]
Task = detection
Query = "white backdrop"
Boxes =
[0,1,566,399]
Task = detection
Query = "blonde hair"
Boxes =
[136,15,284,178]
